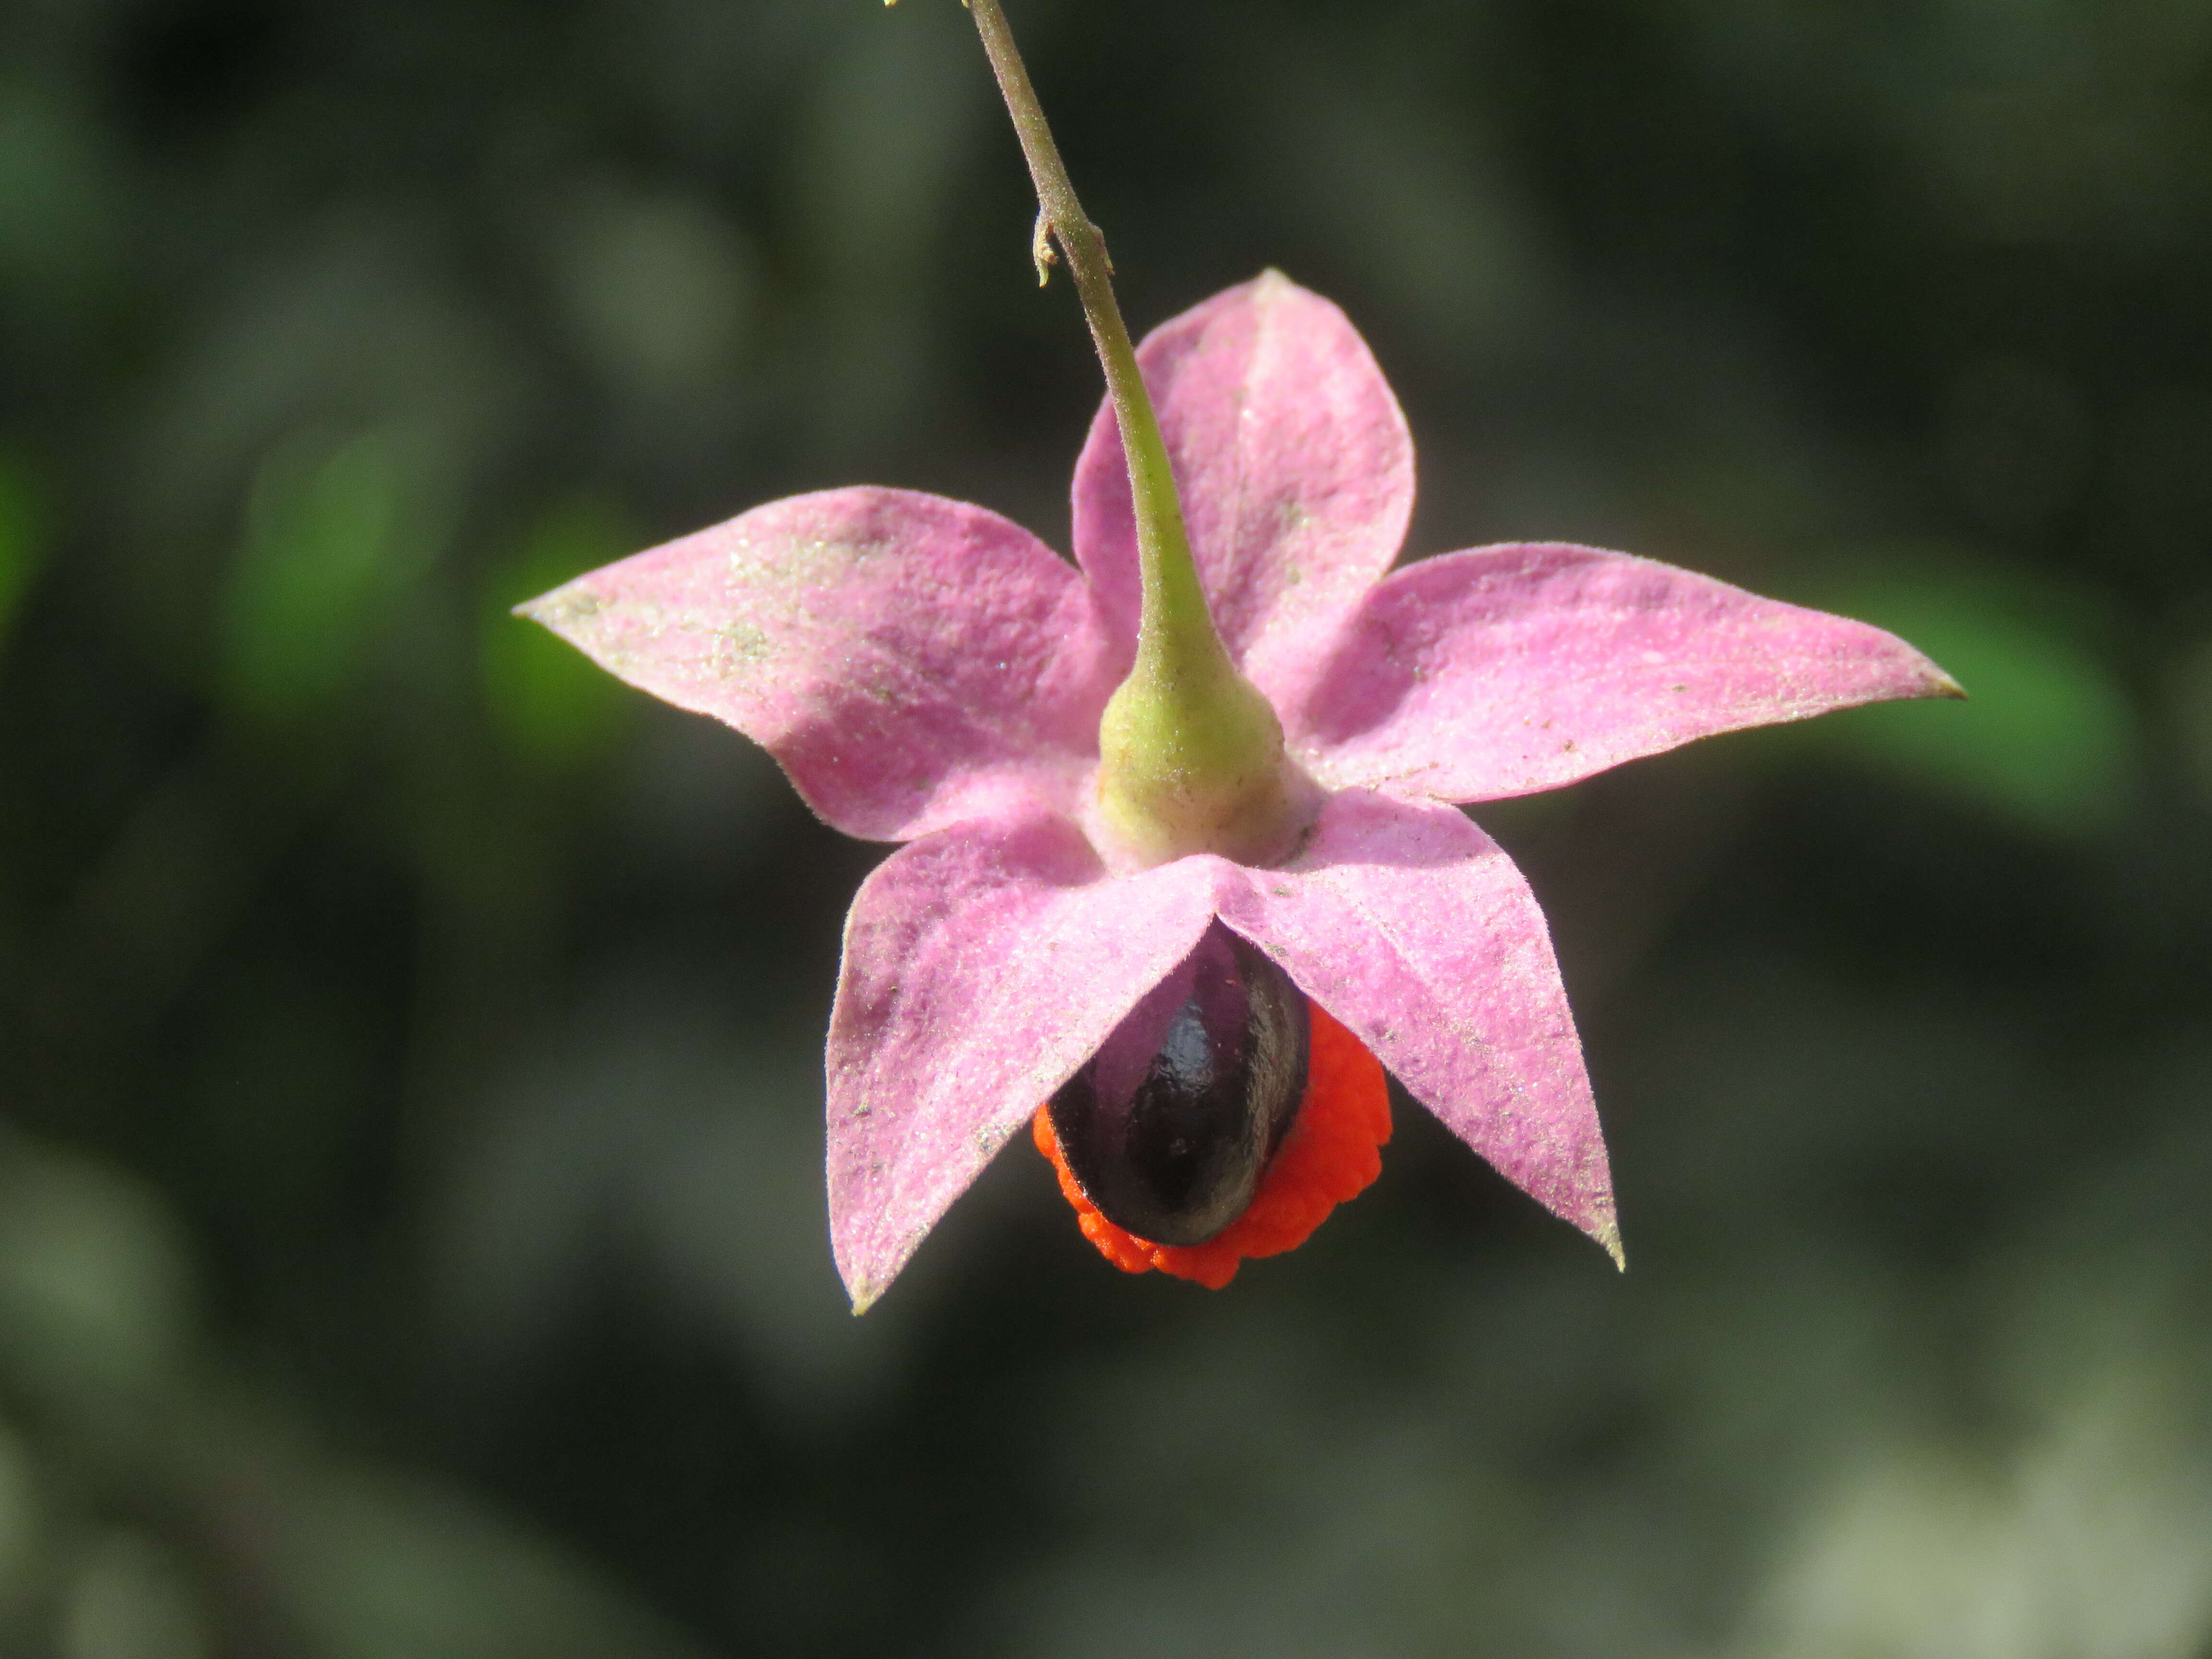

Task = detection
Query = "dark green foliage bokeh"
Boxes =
[2,0,2209,1654]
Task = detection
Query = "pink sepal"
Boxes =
[520,487,1119,842]
[1294,542,1961,804]
[1217,791,1619,1258]
[826,814,1227,1309]
[1071,272,1416,708]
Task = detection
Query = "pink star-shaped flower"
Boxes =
[523,272,1955,1310]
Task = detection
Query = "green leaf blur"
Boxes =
[1802,549,2142,841]
[0,453,42,658]
[482,502,638,770]
[216,429,448,729]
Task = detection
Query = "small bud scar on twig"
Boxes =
[1033,206,1058,286]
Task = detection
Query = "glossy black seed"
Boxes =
[1047,921,1310,1246]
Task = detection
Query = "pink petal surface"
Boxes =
[1293,542,1962,804]
[1072,271,1415,706]
[520,488,1118,842]
[827,814,1227,1310]
[1215,790,1618,1258]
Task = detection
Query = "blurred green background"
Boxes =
[2,0,2210,1653]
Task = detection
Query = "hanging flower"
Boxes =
[521,271,1958,1310]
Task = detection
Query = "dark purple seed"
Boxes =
[1047,921,1310,1246]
